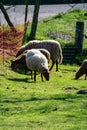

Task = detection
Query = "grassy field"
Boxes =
[0,62,87,130]
[0,8,87,130]
[26,9,87,48]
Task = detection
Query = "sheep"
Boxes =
[12,48,50,72]
[26,49,50,81]
[16,40,63,71]
[11,49,50,82]
[16,45,26,57]
[11,50,28,71]
[75,59,87,80]
[36,48,50,64]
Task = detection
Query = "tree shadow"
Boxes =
[7,77,34,83]
[1,93,82,104]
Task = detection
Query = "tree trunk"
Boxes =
[29,0,40,40]
[75,21,84,55]
[25,0,28,23]
[0,3,15,28]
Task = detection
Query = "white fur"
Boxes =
[26,49,48,73]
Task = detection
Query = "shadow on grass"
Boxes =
[7,77,34,83]
[0,74,5,77]
[1,93,82,103]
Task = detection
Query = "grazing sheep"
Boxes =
[11,49,50,82]
[38,48,50,64]
[75,59,87,80]
[12,48,50,70]
[16,40,63,71]
[26,49,50,81]
[11,50,28,71]
[16,45,26,57]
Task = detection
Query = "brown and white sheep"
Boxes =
[16,40,63,71]
[75,59,87,80]
[11,49,50,82]
[11,50,28,71]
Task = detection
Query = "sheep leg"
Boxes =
[56,60,58,71]
[49,60,58,72]
[31,71,33,79]
[85,74,87,80]
[34,70,36,82]
[41,73,44,81]
[49,61,55,71]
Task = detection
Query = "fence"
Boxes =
[0,23,28,64]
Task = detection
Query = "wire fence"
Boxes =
[0,23,28,64]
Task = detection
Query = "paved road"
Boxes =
[0,4,87,25]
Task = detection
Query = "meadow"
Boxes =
[0,63,87,130]
[0,9,87,130]
[26,9,87,48]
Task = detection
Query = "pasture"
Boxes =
[0,8,87,130]
[0,62,87,130]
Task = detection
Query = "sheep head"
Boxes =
[42,69,50,81]
[75,68,85,79]
[16,45,26,57]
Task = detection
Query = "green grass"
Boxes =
[26,9,87,65]
[1,8,87,130]
[26,9,87,48]
[0,63,87,130]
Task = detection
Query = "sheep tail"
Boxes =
[58,47,63,64]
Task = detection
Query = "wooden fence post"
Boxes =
[75,21,84,55]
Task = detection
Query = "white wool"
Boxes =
[26,49,48,72]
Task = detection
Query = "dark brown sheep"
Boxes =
[75,59,87,80]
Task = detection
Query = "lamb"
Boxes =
[75,59,87,80]
[16,40,63,71]
[11,49,50,82]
